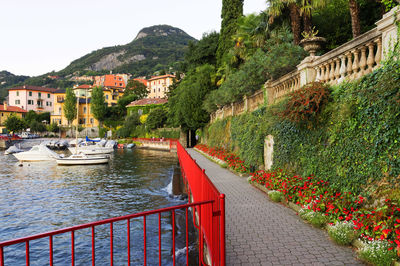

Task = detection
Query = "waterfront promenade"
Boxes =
[187,149,364,266]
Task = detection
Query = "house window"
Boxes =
[38,92,41,98]
[15,100,20,104]
[59,107,61,114]
[47,93,50,98]
[90,118,94,124]
[106,95,108,99]
[158,88,160,92]
[37,100,42,106]
[16,91,19,96]
[83,107,87,114]
[28,100,33,105]
[29,91,32,96]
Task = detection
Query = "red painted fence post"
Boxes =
[220,194,226,266]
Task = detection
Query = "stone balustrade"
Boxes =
[210,7,399,122]
[265,70,301,104]
[313,28,382,85]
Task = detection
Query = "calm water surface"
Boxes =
[0,144,193,265]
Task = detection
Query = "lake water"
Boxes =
[0,142,196,265]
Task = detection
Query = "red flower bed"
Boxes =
[196,143,400,255]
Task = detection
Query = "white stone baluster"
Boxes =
[338,55,347,83]
[346,52,353,80]
[334,58,341,82]
[374,38,382,70]
[324,63,330,82]
[329,60,335,83]
[359,46,368,76]
[366,42,375,74]
[352,49,360,80]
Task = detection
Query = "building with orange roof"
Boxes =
[147,74,175,99]
[0,103,27,133]
[8,85,57,113]
[133,78,148,87]
[127,98,168,116]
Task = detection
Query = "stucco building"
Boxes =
[8,85,57,113]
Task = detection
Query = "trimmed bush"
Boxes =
[268,190,283,202]
[358,240,396,266]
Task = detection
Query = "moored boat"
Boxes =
[13,145,60,161]
[68,146,114,155]
[56,153,109,165]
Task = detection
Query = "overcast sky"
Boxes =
[0,0,267,77]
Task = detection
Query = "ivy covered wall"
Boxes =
[205,59,400,193]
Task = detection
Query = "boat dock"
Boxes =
[187,148,364,265]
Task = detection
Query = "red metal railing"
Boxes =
[0,201,214,266]
[0,141,225,266]
[177,142,226,266]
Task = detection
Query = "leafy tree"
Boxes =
[91,86,107,127]
[146,107,167,130]
[63,87,77,125]
[5,115,25,133]
[29,120,46,133]
[47,122,60,133]
[168,64,217,130]
[216,0,244,67]
[124,80,148,99]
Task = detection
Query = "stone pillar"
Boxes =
[297,56,318,87]
[243,95,248,112]
[376,6,400,57]
[179,128,187,148]
[264,81,274,105]
[264,135,274,170]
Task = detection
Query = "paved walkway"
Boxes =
[187,149,364,266]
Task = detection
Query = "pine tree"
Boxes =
[63,87,77,125]
[216,0,244,67]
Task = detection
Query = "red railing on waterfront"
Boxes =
[177,141,225,266]
[0,201,214,266]
[0,141,225,266]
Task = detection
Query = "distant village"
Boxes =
[0,73,176,134]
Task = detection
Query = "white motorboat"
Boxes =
[13,145,60,161]
[5,145,24,155]
[57,153,109,165]
[68,146,114,155]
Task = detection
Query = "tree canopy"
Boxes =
[91,86,107,126]
[5,115,26,133]
[63,87,77,125]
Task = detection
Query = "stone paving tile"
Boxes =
[187,149,365,266]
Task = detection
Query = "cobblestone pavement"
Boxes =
[187,149,364,266]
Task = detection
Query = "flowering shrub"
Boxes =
[195,144,250,174]
[359,240,397,266]
[196,143,400,258]
[327,221,357,245]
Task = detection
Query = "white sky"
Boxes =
[0,0,267,77]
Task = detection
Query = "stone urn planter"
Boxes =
[299,37,326,57]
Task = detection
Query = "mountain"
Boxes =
[58,25,197,77]
[0,71,30,101]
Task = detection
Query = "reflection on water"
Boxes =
[0,146,193,265]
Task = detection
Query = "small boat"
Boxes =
[13,145,60,162]
[56,153,109,165]
[68,146,114,155]
[5,145,24,155]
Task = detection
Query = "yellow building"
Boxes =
[50,85,123,129]
[0,103,27,133]
[147,74,175,99]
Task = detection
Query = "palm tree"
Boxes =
[348,0,361,37]
[267,0,326,44]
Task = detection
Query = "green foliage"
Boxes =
[127,103,165,116]
[381,0,399,11]
[116,113,141,138]
[299,208,326,228]
[216,0,244,67]
[205,27,306,112]
[63,88,77,125]
[124,80,148,99]
[5,115,26,133]
[183,32,219,72]
[327,221,357,245]
[358,240,397,266]
[168,64,217,130]
[104,105,125,129]
[146,107,167,130]
[47,123,60,133]
[268,190,283,202]
[29,120,46,133]
[91,86,107,125]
